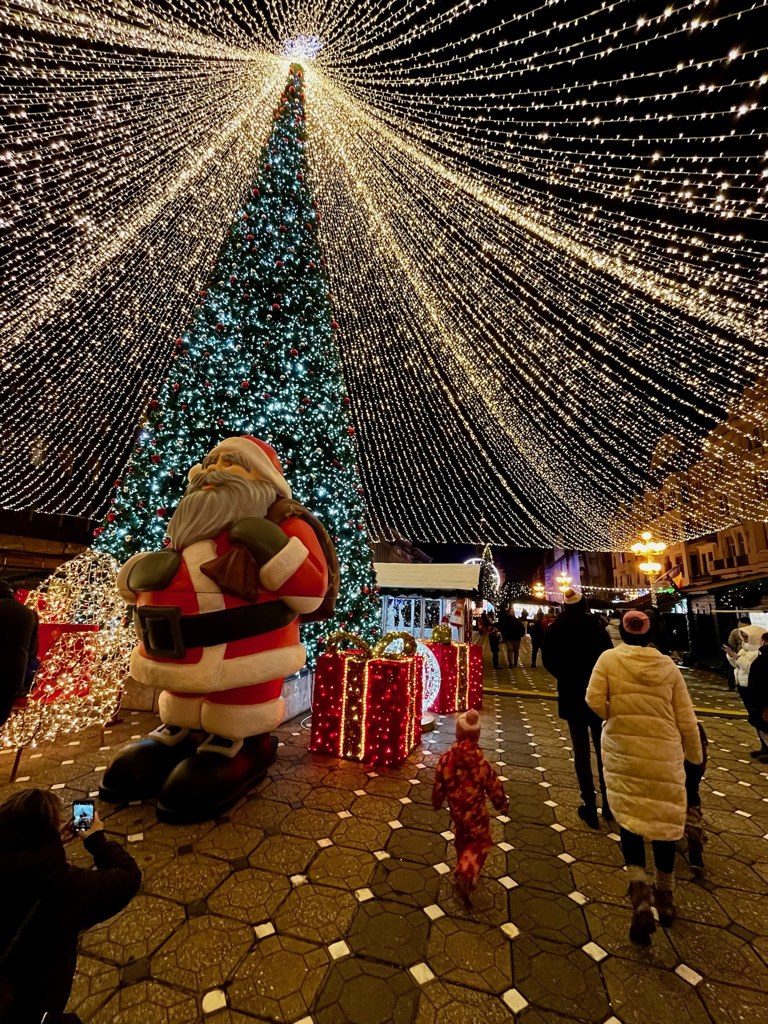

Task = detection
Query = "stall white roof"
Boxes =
[374,562,481,593]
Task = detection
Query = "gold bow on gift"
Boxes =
[430,624,453,644]
[325,630,417,661]
[324,630,418,760]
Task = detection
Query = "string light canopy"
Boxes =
[1,0,767,549]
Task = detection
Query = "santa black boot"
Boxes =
[156,732,278,823]
[99,725,198,802]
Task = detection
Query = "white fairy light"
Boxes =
[0,0,766,548]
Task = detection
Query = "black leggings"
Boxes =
[620,827,675,874]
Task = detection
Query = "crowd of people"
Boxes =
[3,587,768,1017]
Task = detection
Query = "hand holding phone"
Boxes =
[72,800,96,836]
[79,810,104,840]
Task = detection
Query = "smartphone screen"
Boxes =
[72,800,95,833]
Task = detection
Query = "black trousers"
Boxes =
[620,827,676,875]
[489,635,500,668]
[567,711,607,808]
[738,687,768,750]
[531,640,541,668]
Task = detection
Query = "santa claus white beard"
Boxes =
[166,472,277,550]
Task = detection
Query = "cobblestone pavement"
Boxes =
[1,670,767,1024]
[489,662,745,717]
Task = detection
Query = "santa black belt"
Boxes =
[133,601,298,660]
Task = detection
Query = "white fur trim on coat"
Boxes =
[201,696,285,739]
[209,437,291,498]
[282,594,324,614]
[159,691,204,729]
[260,536,309,592]
[131,642,307,694]
[586,645,703,842]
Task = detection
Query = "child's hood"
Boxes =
[612,643,679,687]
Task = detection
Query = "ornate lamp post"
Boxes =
[630,530,667,607]
[555,570,572,594]
[532,580,545,600]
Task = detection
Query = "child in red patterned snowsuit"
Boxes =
[432,709,509,907]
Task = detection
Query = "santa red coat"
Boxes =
[118,518,327,738]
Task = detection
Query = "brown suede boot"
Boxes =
[653,871,676,927]
[628,880,656,946]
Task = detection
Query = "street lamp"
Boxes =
[532,580,545,600]
[555,571,572,594]
[630,530,667,607]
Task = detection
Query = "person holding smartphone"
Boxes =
[0,789,141,1023]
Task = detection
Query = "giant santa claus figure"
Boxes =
[100,436,336,823]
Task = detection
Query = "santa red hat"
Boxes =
[188,435,291,498]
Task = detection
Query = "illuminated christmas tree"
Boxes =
[95,65,379,660]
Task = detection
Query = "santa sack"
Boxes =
[517,634,532,669]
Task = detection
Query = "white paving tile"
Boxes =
[127,833,144,843]
[202,989,227,1013]
[423,904,445,920]
[501,922,520,939]
[568,891,589,905]
[290,874,308,887]
[388,820,403,830]
[582,941,608,962]
[497,841,514,852]
[440,830,455,841]
[374,850,391,860]
[254,922,275,938]
[433,862,451,874]
[355,888,374,902]
[502,988,529,1014]
[550,823,566,833]
[675,963,703,986]
[558,853,576,864]
[409,962,436,985]
[328,940,350,960]
[498,875,518,889]
[317,838,333,848]
[337,810,352,819]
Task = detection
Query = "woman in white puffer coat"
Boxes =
[586,609,702,947]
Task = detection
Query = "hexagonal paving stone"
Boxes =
[80,895,186,963]
[89,980,198,1024]
[398,802,451,834]
[150,913,254,991]
[505,887,589,946]
[347,898,430,966]
[249,832,319,875]
[602,956,712,1024]
[304,784,357,812]
[584,900,678,969]
[314,955,420,1024]
[308,844,378,890]
[274,882,358,943]
[713,885,768,936]
[436,873,510,927]
[370,856,442,908]
[228,933,329,1022]
[206,867,291,924]
[698,978,768,1024]
[351,793,404,822]
[366,775,413,799]
[281,805,341,840]
[259,777,312,805]
[142,852,230,904]
[332,815,393,851]
[426,916,512,994]
[196,822,264,861]
[513,934,611,1022]
[145,818,215,849]
[386,826,449,866]
[414,980,516,1024]
[229,795,290,832]
[66,956,120,1020]
[666,918,768,989]
[504,849,575,894]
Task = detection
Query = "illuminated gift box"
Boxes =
[424,624,483,714]
[310,631,423,766]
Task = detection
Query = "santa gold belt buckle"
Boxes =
[136,605,187,659]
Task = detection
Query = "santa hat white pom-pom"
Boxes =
[188,464,204,482]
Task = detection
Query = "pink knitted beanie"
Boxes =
[622,610,650,634]
[456,709,481,743]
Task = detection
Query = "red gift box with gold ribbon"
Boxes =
[310,631,423,766]
[424,625,483,714]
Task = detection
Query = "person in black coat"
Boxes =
[528,611,544,668]
[0,581,40,729]
[541,590,613,829]
[0,788,141,1023]
[499,605,525,667]
[745,635,768,761]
